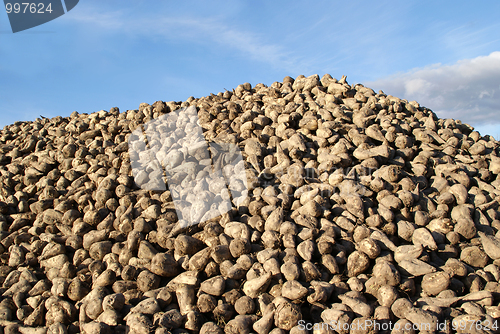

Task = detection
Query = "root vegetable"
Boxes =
[2,74,500,333]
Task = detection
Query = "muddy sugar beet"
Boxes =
[1,74,500,333]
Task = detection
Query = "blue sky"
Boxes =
[1,1,500,137]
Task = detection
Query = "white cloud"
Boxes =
[365,52,500,127]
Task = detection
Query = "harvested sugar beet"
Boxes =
[1,74,500,333]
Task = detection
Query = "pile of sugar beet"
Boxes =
[2,74,500,334]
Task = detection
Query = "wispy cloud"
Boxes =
[61,5,301,72]
[365,51,500,126]
[440,23,500,59]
